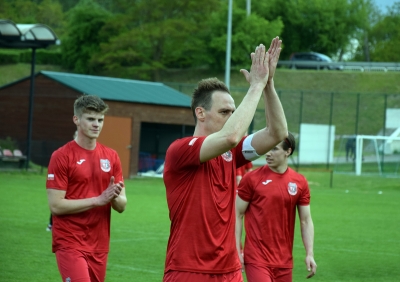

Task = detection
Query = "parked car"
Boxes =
[289,52,343,70]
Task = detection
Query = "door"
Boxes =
[97,116,132,179]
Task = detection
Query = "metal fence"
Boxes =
[277,61,400,72]
[166,82,400,174]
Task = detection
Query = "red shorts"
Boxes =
[55,248,108,282]
[245,264,292,282]
[163,269,243,282]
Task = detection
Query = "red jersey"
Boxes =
[237,162,253,177]
[237,165,310,268]
[163,136,249,274]
[46,141,123,253]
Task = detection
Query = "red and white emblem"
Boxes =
[288,182,297,195]
[100,159,111,172]
[221,151,233,162]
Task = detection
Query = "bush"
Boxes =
[0,51,20,64]
[0,49,62,65]
[0,136,18,151]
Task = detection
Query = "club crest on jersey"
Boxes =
[288,182,297,195]
[100,159,111,172]
[221,150,233,162]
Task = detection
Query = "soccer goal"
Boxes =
[335,134,400,177]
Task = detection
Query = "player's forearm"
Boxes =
[301,220,315,257]
[111,194,127,213]
[221,83,265,144]
[263,80,288,140]
[49,197,100,215]
[235,214,244,252]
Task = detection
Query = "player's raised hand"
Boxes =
[240,44,270,86]
[266,36,282,82]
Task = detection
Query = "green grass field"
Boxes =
[0,170,399,281]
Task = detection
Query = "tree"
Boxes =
[250,0,366,60]
[61,0,111,73]
[203,1,283,70]
[368,2,400,61]
[91,0,220,80]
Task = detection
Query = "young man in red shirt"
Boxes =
[163,37,288,282]
[236,132,317,282]
[46,95,127,282]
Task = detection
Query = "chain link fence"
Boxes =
[166,82,400,176]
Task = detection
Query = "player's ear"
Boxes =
[73,115,78,125]
[195,107,206,122]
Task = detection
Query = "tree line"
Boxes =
[1,0,399,80]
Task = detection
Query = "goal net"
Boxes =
[334,134,400,177]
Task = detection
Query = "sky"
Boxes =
[374,0,398,13]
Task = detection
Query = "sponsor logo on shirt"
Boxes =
[77,159,85,165]
[100,159,111,172]
[288,182,297,195]
[262,179,272,185]
[47,174,54,180]
[188,138,198,146]
[221,151,233,162]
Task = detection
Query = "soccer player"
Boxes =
[236,132,317,282]
[46,95,127,282]
[163,37,288,282]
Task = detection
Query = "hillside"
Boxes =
[2,64,400,136]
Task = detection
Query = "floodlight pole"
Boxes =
[224,0,233,89]
[26,47,36,170]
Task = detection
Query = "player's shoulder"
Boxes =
[287,167,308,182]
[168,136,204,151]
[96,142,119,155]
[51,141,74,157]
[241,165,266,183]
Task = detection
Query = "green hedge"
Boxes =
[0,49,62,65]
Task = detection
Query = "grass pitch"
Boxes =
[0,170,399,281]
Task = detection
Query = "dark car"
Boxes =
[289,52,343,70]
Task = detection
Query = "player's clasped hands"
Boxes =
[96,176,124,206]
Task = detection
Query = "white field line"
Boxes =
[294,244,400,257]
[107,263,161,274]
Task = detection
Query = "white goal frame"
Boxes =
[355,135,400,175]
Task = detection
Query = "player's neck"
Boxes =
[269,164,288,174]
[193,126,208,137]
[75,136,97,150]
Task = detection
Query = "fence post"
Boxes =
[327,92,334,170]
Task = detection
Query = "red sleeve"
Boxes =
[113,151,124,183]
[237,171,254,202]
[46,149,69,191]
[298,176,310,206]
[234,137,251,169]
[165,136,206,172]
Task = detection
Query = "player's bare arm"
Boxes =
[235,195,250,271]
[199,44,270,162]
[298,205,317,278]
[47,176,124,215]
[250,37,288,155]
[111,183,127,213]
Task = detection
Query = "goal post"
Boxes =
[355,135,400,176]
[334,134,400,177]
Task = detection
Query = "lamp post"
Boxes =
[225,0,233,89]
[0,20,60,170]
